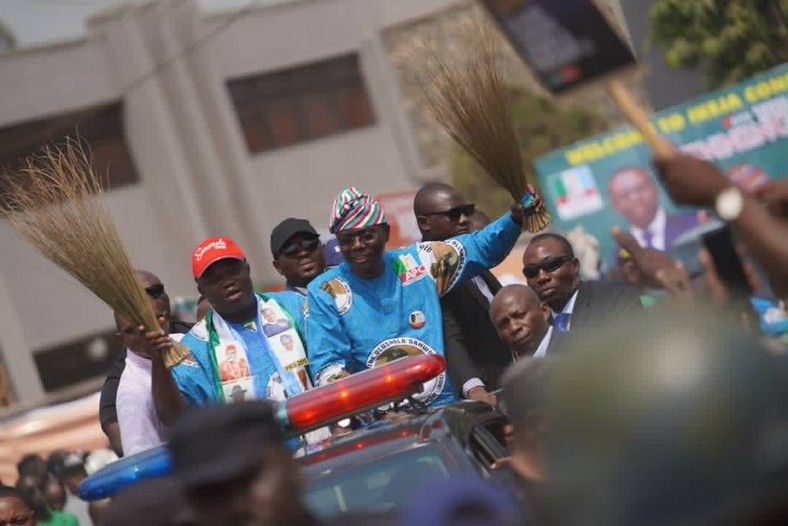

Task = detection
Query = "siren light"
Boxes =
[77,354,445,501]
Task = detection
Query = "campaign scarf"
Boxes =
[205,293,311,403]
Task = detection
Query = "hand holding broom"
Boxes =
[423,28,551,233]
[0,140,191,368]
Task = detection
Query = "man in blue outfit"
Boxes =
[167,236,313,409]
[306,187,527,407]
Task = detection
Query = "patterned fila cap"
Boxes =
[329,187,387,234]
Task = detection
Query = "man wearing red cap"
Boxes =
[163,236,315,415]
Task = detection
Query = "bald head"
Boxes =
[489,285,551,358]
[414,182,473,241]
[413,182,456,216]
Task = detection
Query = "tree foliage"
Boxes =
[450,87,605,217]
[648,0,788,88]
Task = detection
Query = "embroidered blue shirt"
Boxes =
[305,213,522,407]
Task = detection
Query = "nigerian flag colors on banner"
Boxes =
[535,63,788,274]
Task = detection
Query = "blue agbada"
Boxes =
[172,290,307,406]
[306,213,522,407]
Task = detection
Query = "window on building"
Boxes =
[227,53,376,153]
[0,102,140,193]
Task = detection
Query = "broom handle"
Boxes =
[605,79,675,159]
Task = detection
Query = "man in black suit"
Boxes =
[522,233,641,333]
[414,183,512,404]
[489,284,562,359]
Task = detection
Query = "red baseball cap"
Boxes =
[192,236,246,279]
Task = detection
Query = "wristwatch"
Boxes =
[715,186,744,221]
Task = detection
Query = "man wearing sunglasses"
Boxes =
[414,183,511,405]
[522,234,641,334]
[306,186,527,408]
[270,218,330,297]
[100,270,192,456]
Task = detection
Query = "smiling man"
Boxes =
[522,233,641,334]
[608,166,703,251]
[306,186,527,407]
[270,218,327,296]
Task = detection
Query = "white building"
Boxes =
[0,0,462,402]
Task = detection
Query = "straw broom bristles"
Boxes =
[0,140,190,368]
[422,28,551,232]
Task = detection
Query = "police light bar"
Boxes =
[77,354,445,501]
[76,443,172,501]
[281,354,445,435]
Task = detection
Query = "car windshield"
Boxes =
[303,444,451,519]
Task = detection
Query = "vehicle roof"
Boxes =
[298,400,506,475]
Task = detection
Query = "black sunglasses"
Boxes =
[336,226,384,246]
[422,203,475,222]
[145,283,166,299]
[522,255,573,279]
[279,237,320,258]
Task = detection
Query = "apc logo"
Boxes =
[397,254,427,285]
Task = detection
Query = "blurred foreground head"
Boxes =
[547,309,788,525]
[169,401,312,526]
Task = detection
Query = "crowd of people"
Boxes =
[5,152,788,525]
[2,448,119,525]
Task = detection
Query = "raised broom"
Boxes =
[423,27,551,233]
[0,139,190,368]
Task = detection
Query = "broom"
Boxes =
[422,27,551,233]
[0,139,190,368]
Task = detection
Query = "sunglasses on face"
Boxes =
[145,283,166,299]
[279,237,320,258]
[522,255,573,279]
[336,227,381,247]
[422,203,475,222]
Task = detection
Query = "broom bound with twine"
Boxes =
[422,27,551,233]
[0,140,190,368]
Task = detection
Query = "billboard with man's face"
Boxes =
[535,63,788,275]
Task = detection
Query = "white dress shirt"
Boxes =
[532,325,554,358]
[116,333,183,456]
[630,207,667,251]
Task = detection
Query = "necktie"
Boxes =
[642,229,654,249]
[554,313,571,333]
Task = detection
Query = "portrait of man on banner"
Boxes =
[607,165,706,252]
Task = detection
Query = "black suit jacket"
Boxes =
[561,280,643,333]
[441,270,512,393]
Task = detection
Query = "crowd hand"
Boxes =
[466,386,497,406]
[755,179,788,219]
[697,247,760,305]
[611,226,691,295]
[652,153,731,208]
[490,456,513,471]
[654,260,694,305]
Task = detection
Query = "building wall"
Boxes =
[0,0,462,402]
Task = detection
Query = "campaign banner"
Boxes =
[535,63,788,274]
